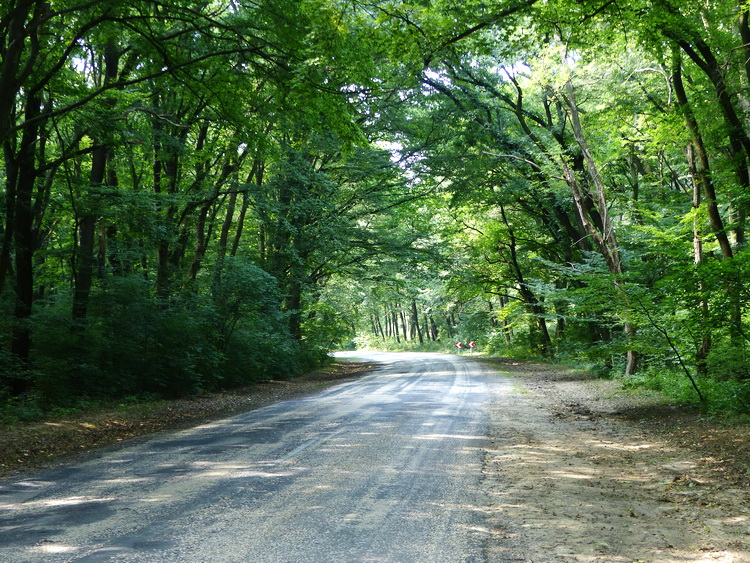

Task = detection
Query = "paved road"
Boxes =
[0,352,499,562]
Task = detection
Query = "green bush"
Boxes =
[705,342,750,381]
[622,365,750,414]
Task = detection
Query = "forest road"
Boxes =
[0,352,505,562]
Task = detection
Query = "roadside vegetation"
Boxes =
[0,360,378,475]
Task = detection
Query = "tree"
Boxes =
[3,0,749,415]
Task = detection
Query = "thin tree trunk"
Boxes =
[187,201,211,281]
[153,135,179,300]
[739,9,750,89]
[429,315,439,341]
[673,48,744,344]
[392,310,400,343]
[232,190,250,258]
[72,39,120,319]
[104,151,123,275]
[499,205,553,356]
[400,308,408,341]
[1,142,18,292]
[218,190,237,261]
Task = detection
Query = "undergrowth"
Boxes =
[622,367,750,416]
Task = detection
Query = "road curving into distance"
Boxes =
[0,352,504,562]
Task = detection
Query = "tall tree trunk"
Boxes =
[392,310,400,343]
[686,144,711,376]
[187,201,211,281]
[675,37,750,161]
[378,316,386,341]
[739,8,750,89]
[9,92,42,392]
[235,161,262,258]
[104,151,123,275]
[673,48,744,363]
[1,142,19,293]
[669,28,750,245]
[0,0,40,293]
[673,48,743,345]
[211,184,237,291]
[429,315,439,341]
[411,299,424,345]
[217,190,237,262]
[499,205,553,356]
[400,308,408,341]
[232,190,250,258]
[72,39,119,320]
[672,50,733,260]
[72,145,106,321]
[152,136,180,300]
[564,78,638,375]
[189,124,232,282]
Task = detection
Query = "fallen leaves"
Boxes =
[0,361,377,477]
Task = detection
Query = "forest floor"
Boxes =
[1,356,749,561]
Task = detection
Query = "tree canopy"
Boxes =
[1,0,748,417]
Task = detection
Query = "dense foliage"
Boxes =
[2,0,749,417]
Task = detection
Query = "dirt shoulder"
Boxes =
[481,358,750,562]
[0,361,378,478]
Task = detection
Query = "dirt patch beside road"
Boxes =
[482,359,750,562]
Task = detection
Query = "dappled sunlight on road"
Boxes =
[413,433,487,442]
[1,352,498,562]
[2,495,116,511]
[32,543,79,555]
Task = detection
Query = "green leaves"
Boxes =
[3,0,750,414]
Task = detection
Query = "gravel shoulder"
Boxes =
[481,358,750,562]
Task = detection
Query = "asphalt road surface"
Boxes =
[0,352,501,562]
